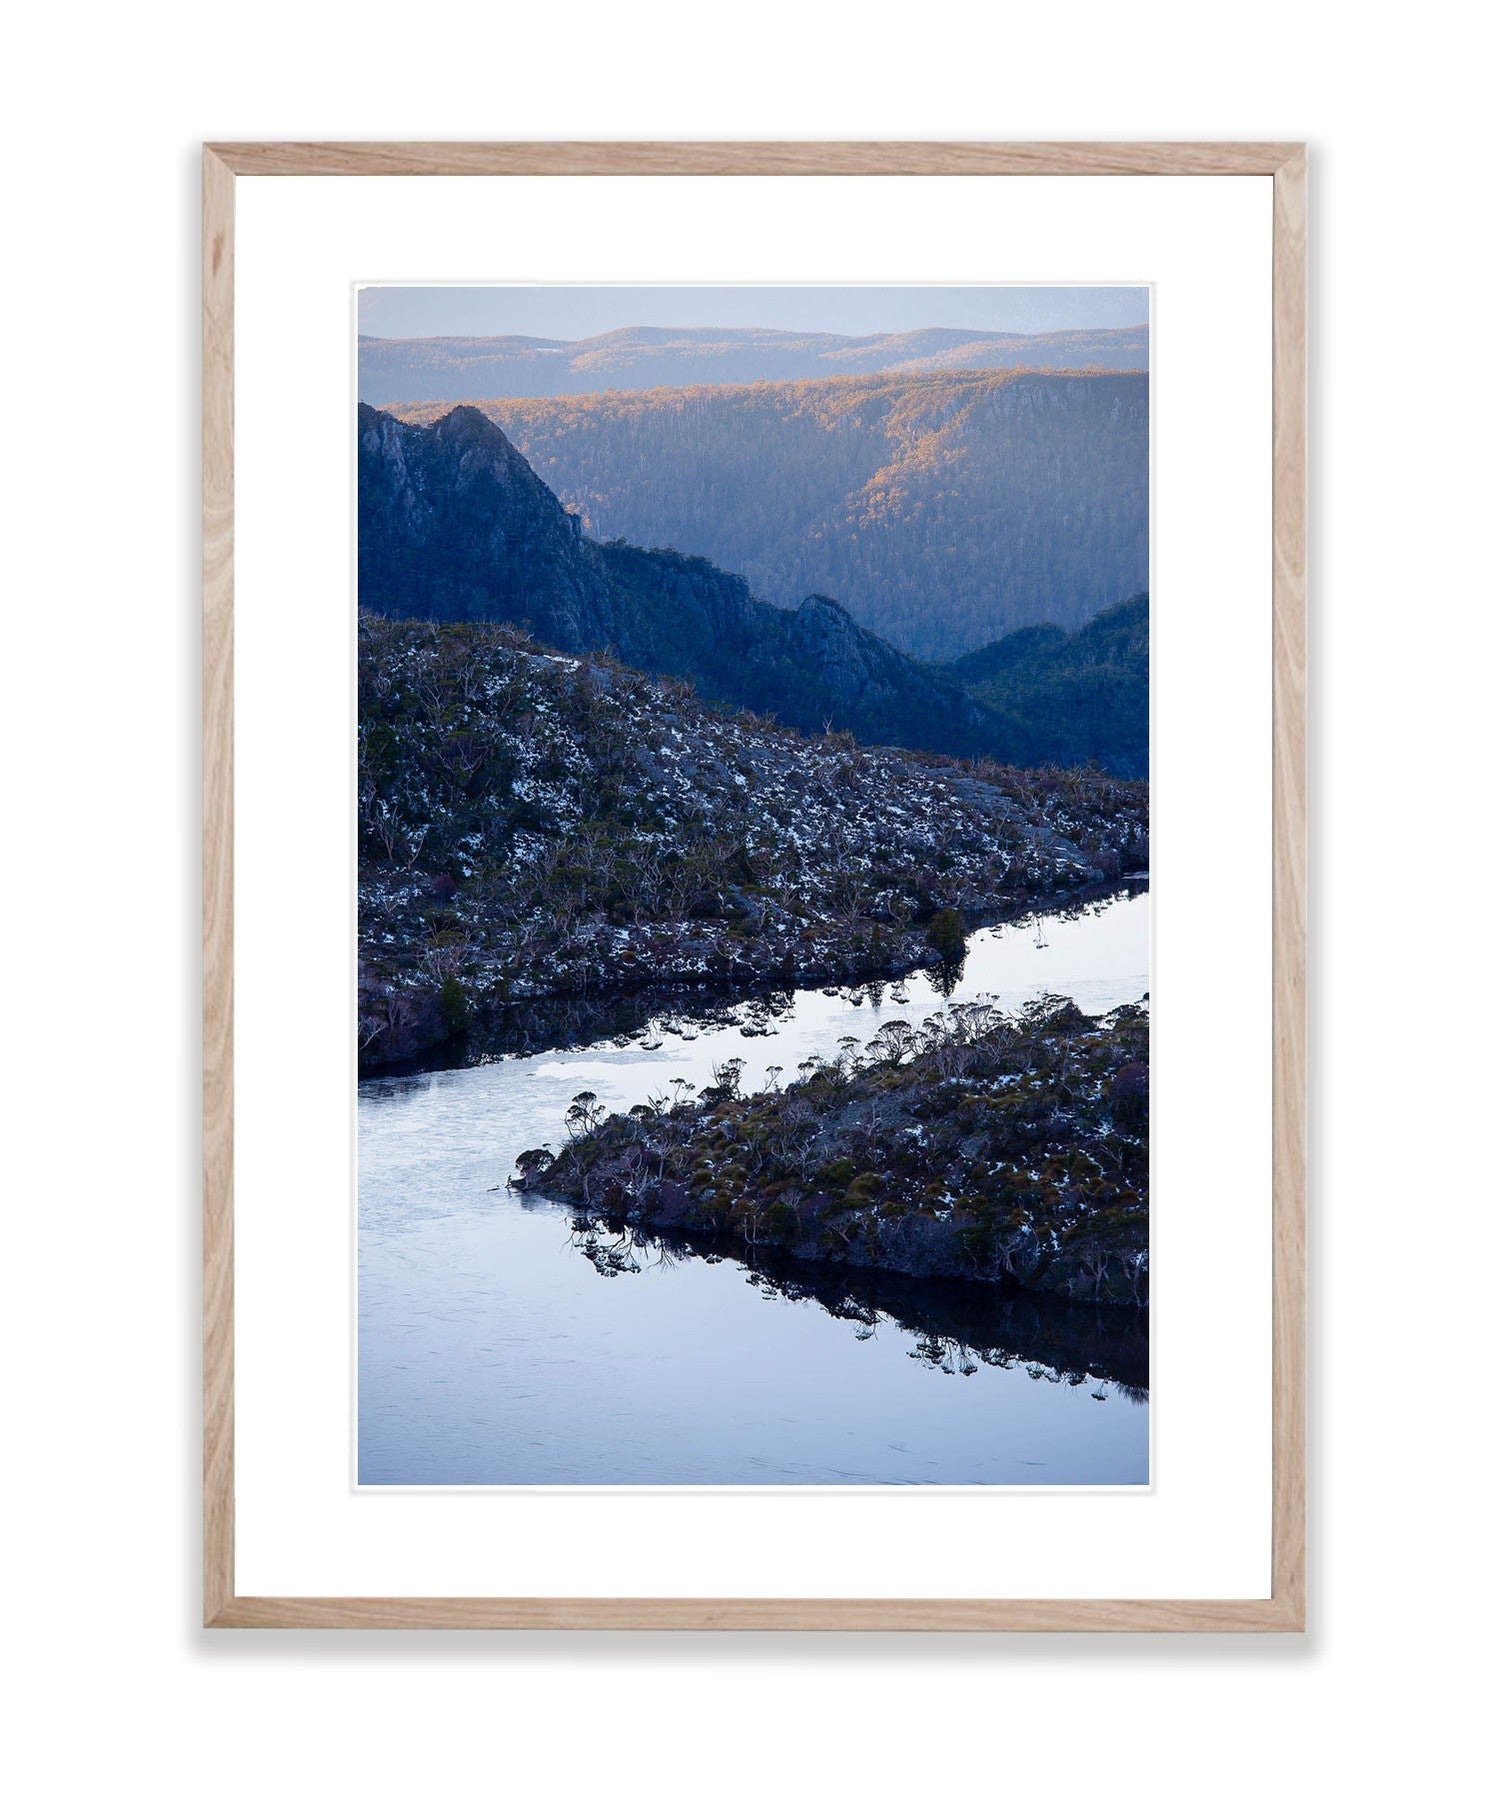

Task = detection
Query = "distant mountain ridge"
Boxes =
[386,368,1149,660]
[358,322,1148,403]
[357,403,1001,760]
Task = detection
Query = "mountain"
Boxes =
[385,369,1148,660]
[358,323,1148,404]
[357,402,999,758]
[943,595,1150,779]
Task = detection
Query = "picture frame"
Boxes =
[203,139,1306,1630]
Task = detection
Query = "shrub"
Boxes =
[1111,1061,1149,1128]
[513,1146,554,1184]
[925,907,967,961]
[438,974,469,1036]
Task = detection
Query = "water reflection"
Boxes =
[564,1213,1149,1396]
[384,884,1140,1075]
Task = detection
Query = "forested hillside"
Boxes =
[359,322,1148,403]
[358,402,1000,758]
[386,369,1148,659]
[944,595,1149,778]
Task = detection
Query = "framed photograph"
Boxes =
[204,141,1305,1629]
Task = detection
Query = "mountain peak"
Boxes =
[430,401,504,437]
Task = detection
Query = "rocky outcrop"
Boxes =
[358,402,600,635]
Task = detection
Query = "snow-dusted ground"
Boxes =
[358,615,1148,1067]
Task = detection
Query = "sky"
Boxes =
[358,284,1148,341]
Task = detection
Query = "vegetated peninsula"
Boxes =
[383,367,1148,660]
[358,322,1150,405]
[515,993,1150,1306]
[358,613,1147,1071]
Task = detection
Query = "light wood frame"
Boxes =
[203,140,1306,1631]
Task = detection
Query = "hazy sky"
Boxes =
[359,285,1148,341]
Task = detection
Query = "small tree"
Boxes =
[565,1091,606,1140]
[869,1019,916,1067]
[925,907,967,961]
[710,1057,745,1100]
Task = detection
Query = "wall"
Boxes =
[5,4,1489,1793]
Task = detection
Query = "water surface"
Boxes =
[359,888,1150,1485]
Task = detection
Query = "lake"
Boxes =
[359,886,1150,1485]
